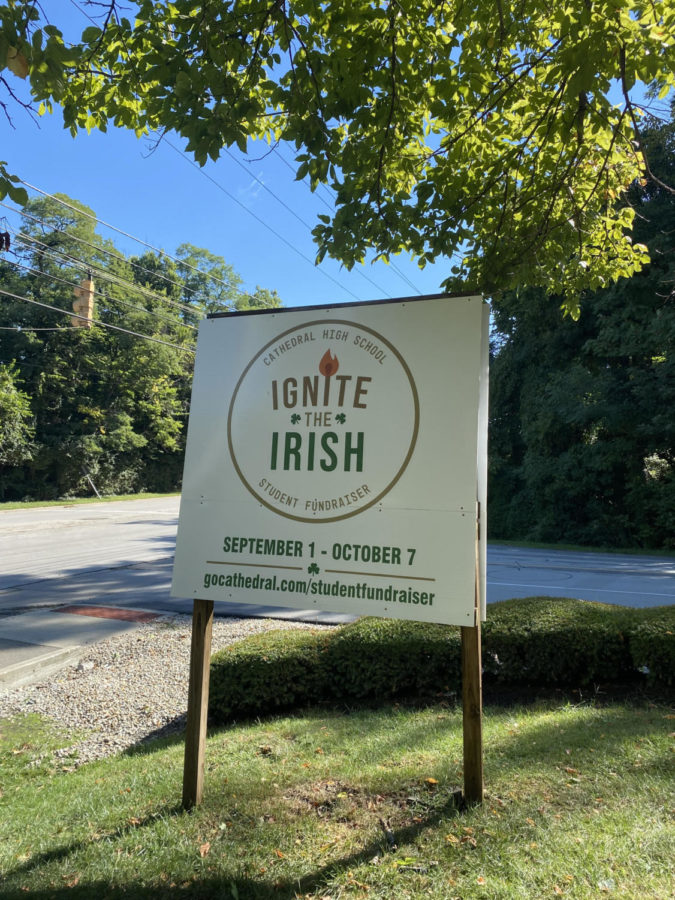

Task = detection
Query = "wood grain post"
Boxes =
[461,616,484,805]
[182,598,214,810]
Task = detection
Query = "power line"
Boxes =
[0,288,196,355]
[18,180,245,297]
[42,10,279,307]
[226,148,394,299]
[12,231,200,319]
[239,148,402,299]
[273,147,336,211]
[273,147,422,296]
[8,191,274,310]
[225,150,391,299]
[384,258,423,295]
[0,326,79,332]
[18,101,423,303]
[24,15,429,302]
[18,152,419,306]
[8,234,199,328]
[67,0,97,27]
[225,148,317,232]
[1,200,207,302]
[12,230,203,319]
[5,255,197,332]
[166,140,365,303]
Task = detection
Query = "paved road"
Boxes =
[0,497,178,592]
[488,545,675,608]
[0,497,349,624]
[1,497,673,616]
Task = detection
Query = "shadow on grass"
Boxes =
[1,789,464,899]
[121,717,187,755]
[2,786,464,900]
[120,678,670,765]
[3,804,183,889]
[3,700,671,900]
[118,693,674,806]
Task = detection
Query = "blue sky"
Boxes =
[0,3,447,310]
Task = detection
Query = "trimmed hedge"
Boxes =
[208,598,674,723]
[321,616,462,703]
[627,606,675,686]
[482,597,636,686]
[208,629,328,723]
[208,618,461,725]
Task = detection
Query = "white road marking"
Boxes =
[489,581,675,599]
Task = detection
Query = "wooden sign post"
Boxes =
[182,598,214,810]
[461,539,484,804]
[461,622,484,804]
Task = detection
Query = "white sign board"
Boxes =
[172,294,489,627]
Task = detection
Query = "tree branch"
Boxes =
[620,46,675,194]
[372,9,399,213]
[0,75,39,126]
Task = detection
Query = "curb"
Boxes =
[0,645,83,691]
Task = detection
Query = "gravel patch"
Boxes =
[0,614,332,765]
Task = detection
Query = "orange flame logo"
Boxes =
[319,350,339,377]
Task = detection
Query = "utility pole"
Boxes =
[72,273,95,327]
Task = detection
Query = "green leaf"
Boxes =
[7,183,28,205]
[81,26,102,43]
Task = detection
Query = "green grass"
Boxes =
[0,492,180,511]
[0,715,85,791]
[1,700,673,899]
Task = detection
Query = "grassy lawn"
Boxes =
[1,700,673,899]
[0,493,180,511]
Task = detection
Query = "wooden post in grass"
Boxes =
[461,572,484,805]
[182,598,214,810]
[461,621,483,803]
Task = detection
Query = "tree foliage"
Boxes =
[1,1,674,310]
[0,361,33,474]
[0,192,281,500]
[489,115,674,549]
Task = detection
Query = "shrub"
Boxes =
[483,597,637,687]
[321,616,462,703]
[209,629,328,724]
[627,607,675,685]
[208,599,674,723]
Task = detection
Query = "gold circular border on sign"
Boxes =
[227,318,420,523]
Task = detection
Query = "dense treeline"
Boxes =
[489,115,674,550]
[0,194,280,500]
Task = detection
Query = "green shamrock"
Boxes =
[291,413,301,424]
[308,563,320,575]
[335,412,346,424]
